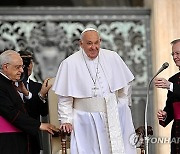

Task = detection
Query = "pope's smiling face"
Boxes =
[80,30,101,60]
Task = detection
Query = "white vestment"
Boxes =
[52,48,136,154]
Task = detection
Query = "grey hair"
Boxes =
[0,50,19,71]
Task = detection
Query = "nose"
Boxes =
[20,67,24,73]
[91,44,96,49]
[172,52,180,58]
[173,55,178,60]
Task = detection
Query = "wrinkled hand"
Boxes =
[60,123,73,134]
[39,78,52,98]
[16,82,29,96]
[154,78,170,89]
[157,109,167,121]
[40,123,60,135]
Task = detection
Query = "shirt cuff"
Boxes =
[169,82,173,92]
[24,91,32,99]
[38,92,47,103]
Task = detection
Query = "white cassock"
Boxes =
[52,48,137,154]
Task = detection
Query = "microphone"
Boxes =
[152,62,169,81]
[144,62,169,154]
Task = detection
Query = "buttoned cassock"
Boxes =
[0,73,41,154]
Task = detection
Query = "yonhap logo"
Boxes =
[129,133,144,148]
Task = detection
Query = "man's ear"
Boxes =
[2,63,8,71]
[79,40,82,46]
[79,40,83,47]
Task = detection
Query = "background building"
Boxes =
[0,0,179,153]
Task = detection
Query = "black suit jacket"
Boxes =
[0,73,40,154]
[159,72,180,128]
[159,72,180,153]
[25,79,48,120]
[24,79,48,152]
[173,82,180,96]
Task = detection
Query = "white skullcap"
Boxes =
[81,27,98,34]
[171,38,180,44]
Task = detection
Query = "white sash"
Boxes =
[105,93,125,154]
[74,93,125,154]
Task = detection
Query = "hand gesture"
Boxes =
[39,78,52,98]
[40,123,60,135]
[16,81,29,96]
[157,109,167,121]
[154,78,170,89]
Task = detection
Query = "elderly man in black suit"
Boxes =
[0,50,58,154]
[155,38,180,154]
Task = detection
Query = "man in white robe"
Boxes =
[52,28,137,154]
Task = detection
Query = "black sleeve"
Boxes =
[25,81,48,119]
[28,92,48,117]
[173,84,180,96]
[0,88,41,136]
[159,74,180,127]
[159,91,174,127]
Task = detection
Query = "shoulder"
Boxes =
[29,79,41,87]
[0,74,12,90]
[100,48,121,59]
[61,50,82,66]
[169,72,180,82]
[100,48,124,63]
[100,48,118,55]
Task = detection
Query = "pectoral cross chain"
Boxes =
[82,50,100,97]
[92,86,99,97]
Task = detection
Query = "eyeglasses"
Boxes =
[5,63,25,70]
[171,52,180,56]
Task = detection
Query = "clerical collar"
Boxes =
[0,72,11,80]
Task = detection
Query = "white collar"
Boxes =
[82,49,99,63]
[27,77,30,84]
[0,72,11,80]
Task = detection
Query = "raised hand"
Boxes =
[39,78,52,98]
[154,78,171,89]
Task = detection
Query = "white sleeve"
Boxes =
[58,95,73,124]
[117,82,132,106]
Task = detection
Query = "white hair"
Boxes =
[0,50,19,71]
